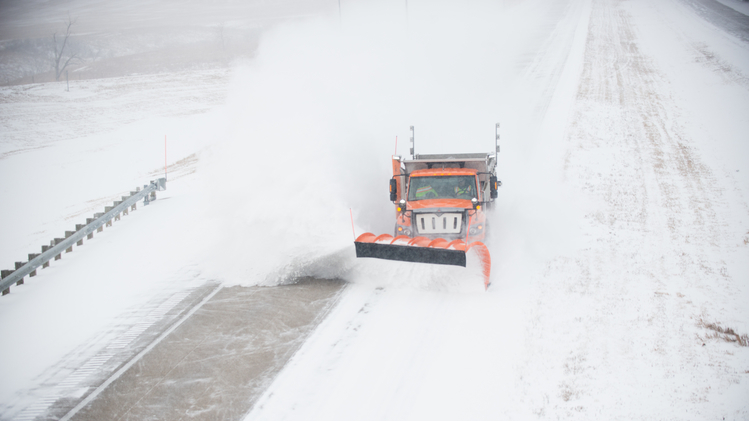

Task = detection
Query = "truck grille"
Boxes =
[415,213,463,235]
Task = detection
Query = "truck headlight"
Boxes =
[396,226,411,237]
[468,224,484,236]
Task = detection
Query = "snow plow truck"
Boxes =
[354,126,501,290]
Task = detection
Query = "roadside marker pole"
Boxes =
[394,136,398,155]
[165,135,167,181]
[350,209,356,240]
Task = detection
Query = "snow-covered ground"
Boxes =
[716,0,749,15]
[1,0,748,419]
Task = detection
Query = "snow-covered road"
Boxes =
[244,0,749,419]
[0,0,747,419]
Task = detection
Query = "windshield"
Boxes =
[408,176,477,201]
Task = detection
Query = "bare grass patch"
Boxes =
[698,319,749,347]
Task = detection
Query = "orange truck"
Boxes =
[355,126,501,290]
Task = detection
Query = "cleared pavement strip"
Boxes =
[64,278,345,421]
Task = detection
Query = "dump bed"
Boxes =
[402,153,497,174]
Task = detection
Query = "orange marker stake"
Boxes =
[350,208,356,240]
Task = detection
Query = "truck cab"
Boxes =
[389,153,499,244]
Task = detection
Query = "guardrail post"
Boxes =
[150,180,157,200]
[1,270,12,294]
[28,254,39,276]
[104,207,113,227]
[14,262,24,285]
[86,218,95,238]
[95,213,104,232]
[65,231,75,252]
[54,238,64,260]
[42,245,50,268]
[75,224,85,245]
[122,196,130,215]
[113,201,122,221]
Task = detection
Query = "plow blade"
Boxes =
[354,233,492,290]
[355,242,466,266]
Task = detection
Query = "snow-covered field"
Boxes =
[1,0,748,419]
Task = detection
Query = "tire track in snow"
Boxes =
[520,0,749,418]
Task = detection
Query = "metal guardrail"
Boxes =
[0,178,166,295]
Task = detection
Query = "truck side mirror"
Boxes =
[490,175,499,199]
[389,179,398,202]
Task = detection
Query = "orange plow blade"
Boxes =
[354,233,492,289]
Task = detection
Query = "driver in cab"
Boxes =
[455,178,474,198]
[415,185,438,199]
